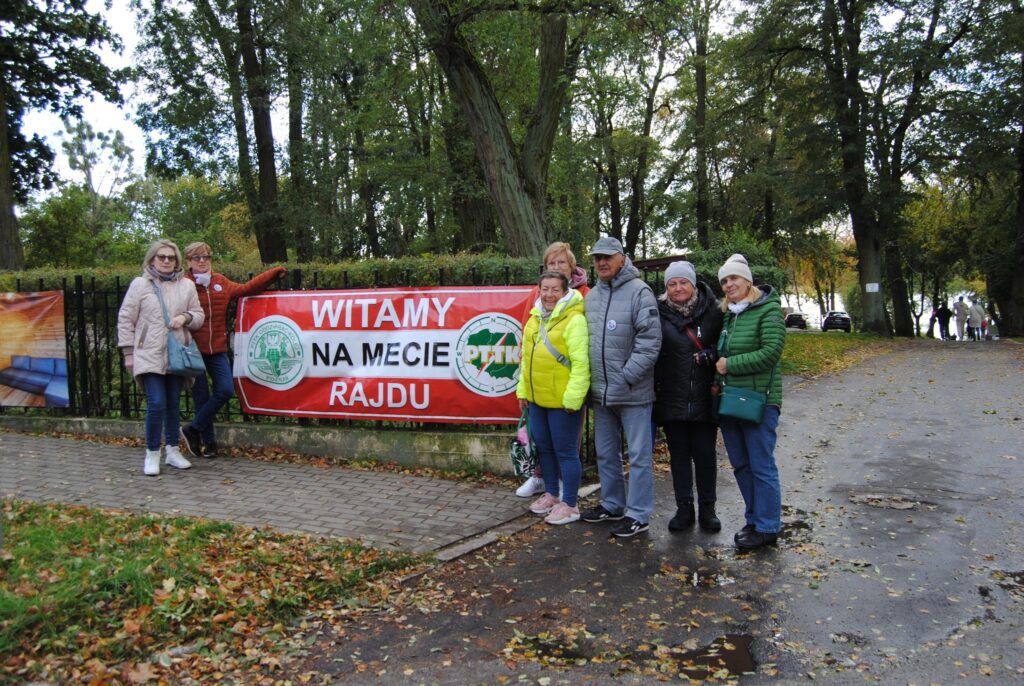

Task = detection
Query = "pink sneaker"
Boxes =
[529,493,560,515]
[545,502,580,525]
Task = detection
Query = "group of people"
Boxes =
[117,239,285,476]
[515,238,785,550]
[934,296,991,341]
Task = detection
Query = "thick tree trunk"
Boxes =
[624,45,666,259]
[411,0,560,257]
[237,0,287,264]
[0,82,25,270]
[443,112,498,252]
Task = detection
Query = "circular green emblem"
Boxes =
[454,313,522,397]
[245,316,304,390]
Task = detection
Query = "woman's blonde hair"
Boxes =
[184,241,212,260]
[142,239,182,273]
[720,282,762,312]
[543,242,577,272]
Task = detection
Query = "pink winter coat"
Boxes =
[117,272,205,378]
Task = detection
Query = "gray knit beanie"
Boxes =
[664,260,697,286]
[718,253,753,283]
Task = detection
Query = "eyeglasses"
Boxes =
[154,254,177,262]
[189,255,212,262]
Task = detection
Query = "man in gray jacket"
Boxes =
[581,236,663,537]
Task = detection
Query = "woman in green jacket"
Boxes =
[516,271,590,525]
[715,254,786,550]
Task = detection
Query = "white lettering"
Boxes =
[353,298,377,327]
[402,298,429,328]
[432,297,455,327]
[328,380,430,409]
[374,298,400,328]
[312,300,344,328]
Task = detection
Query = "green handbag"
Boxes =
[718,366,775,424]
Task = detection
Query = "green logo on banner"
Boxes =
[245,316,304,390]
[454,313,522,397]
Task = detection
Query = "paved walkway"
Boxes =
[0,432,534,558]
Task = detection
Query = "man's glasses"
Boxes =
[189,255,212,262]
[154,254,177,262]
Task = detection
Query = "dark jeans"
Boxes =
[140,373,184,451]
[190,352,234,443]
[663,421,718,505]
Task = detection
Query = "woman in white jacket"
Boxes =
[118,239,205,476]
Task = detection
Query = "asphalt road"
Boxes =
[287,339,1024,685]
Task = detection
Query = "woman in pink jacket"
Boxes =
[117,239,205,476]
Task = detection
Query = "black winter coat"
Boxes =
[653,282,724,424]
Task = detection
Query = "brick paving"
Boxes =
[0,432,533,555]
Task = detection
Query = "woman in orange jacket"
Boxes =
[180,242,286,457]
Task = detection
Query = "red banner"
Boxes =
[233,287,533,423]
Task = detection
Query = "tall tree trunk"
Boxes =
[195,0,258,222]
[624,44,667,259]
[1007,53,1024,337]
[693,14,710,250]
[237,0,287,264]
[0,82,25,270]
[443,112,498,251]
[410,0,575,257]
[821,0,888,334]
[286,0,311,262]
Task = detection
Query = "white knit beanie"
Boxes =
[718,253,753,283]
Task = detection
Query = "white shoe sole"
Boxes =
[166,457,192,470]
[545,513,580,525]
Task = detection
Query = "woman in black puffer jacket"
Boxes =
[654,261,724,532]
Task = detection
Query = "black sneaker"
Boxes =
[611,517,649,538]
[204,441,219,458]
[180,425,202,457]
[581,506,625,523]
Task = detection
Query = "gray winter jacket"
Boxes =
[585,258,662,406]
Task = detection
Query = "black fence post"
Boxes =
[504,265,510,285]
[290,268,302,290]
[74,275,91,416]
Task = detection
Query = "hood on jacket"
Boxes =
[569,265,589,290]
[530,288,584,319]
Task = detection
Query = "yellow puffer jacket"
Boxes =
[516,290,590,410]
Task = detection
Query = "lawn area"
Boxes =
[780,331,900,377]
[0,499,423,685]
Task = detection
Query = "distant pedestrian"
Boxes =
[715,254,786,551]
[969,300,986,341]
[581,236,662,538]
[937,302,953,340]
[516,270,590,525]
[515,241,590,498]
[654,261,724,533]
[117,239,205,476]
[954,297,969,341]
[179,243,286,458]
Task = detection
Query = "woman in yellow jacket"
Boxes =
[517,270,590,525]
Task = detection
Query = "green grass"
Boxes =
[0,499,421,684]
[781,332,899,377]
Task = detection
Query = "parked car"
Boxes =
[821,311,852,332]
[785,313,808,329]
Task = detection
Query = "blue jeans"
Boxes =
[140,373,184,451]
[593,403,655,523]
[720,406,782,534]
[190,352,233,443]
[528,404,584,507]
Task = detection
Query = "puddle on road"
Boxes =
[848,493,936,510]
[648,634,756,680]
[992,570,1024,599]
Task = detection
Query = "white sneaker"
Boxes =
[165,446,192,470]
[515,476,545,498]
[144,449,161,476]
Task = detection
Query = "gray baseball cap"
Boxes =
[589,236,625,256]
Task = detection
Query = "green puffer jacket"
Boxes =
[516,290,591,410]
[716,285,785,407]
